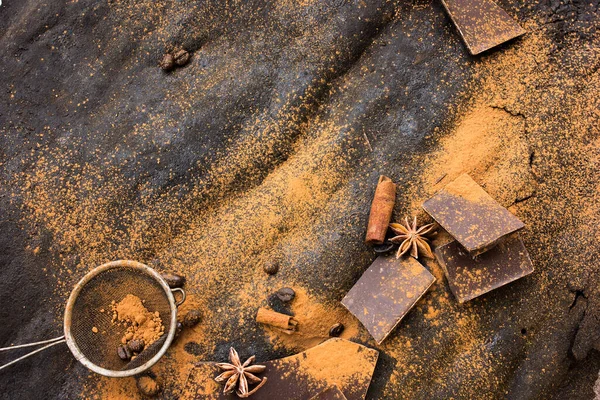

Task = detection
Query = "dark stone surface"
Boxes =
[0,0,598,399]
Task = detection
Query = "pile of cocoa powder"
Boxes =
[111,294,165,347]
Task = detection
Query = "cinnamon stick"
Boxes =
[365,175,396,244]
[256,308,298,334]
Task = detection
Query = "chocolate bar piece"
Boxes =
[422,174,524,256]
[341,255,435,344]
[310,386,348,400]
[441,0,526,55]
[435,234,534,303]
[181,339,378,400]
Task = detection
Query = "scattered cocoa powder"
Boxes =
[136,375,160,397]
[8,1,599,399]
[296,339,376,394]
[260,287,364,352]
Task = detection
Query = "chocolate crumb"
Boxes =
[329,322,345,337]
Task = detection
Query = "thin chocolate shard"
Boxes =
[310,385,348,400]
[181,339,378,400]
[435,234,534,303]
[341,255,435,344]
[441,0,526,55]
[422,174,524,256]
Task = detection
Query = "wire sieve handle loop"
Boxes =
[0,336,66,372]
[171,288,186,307]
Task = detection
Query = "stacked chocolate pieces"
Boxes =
[423,174,534,303]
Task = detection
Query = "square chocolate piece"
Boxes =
[422,174,524,256]
[342,255,435,344]
[435,234,534,303]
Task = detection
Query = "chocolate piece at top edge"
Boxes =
[341,255,435,344]
[310,385,348,400]
[422,174,524,256]
[435,234,534,303]
[440,0,526,55]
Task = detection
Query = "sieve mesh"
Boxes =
[66,266,173,372]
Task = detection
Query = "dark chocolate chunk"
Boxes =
[422,174,524,256]
[276,287,295,302]
[372,241,395,254]
[328,323,345,337]
[267,293,290,314]
[434,234,534,303]
[341,255,435,344]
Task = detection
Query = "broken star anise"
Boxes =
[389,216,437,259]
[215,347,267,398]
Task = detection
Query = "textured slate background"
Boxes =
[0,0,599,399]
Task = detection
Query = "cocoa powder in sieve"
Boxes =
[111,294,165,347]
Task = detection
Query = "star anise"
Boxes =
[215,347,267,398]
[389,216,437,259]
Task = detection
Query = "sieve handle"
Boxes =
[171,288,186,306]
[0,336,66,372]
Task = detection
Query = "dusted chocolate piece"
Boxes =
[341,255,435,344]
[181,339,378,400]
[365,175,396,245]
[310,386,348,400]
[435,234,534,303]
[441,0,526,55]
[422,174,524,256]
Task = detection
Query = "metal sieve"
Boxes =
[0,260,185,377]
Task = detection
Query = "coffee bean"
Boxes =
[173,49,190,66]
[263,261,279,275]
[117,344,132,360]
[329,323,345,337]
[183,309,202,327]
[373,241,395,254]
[137,375,160,397]
[161,273,186,288]
[127,339,145,353]
[159,53,175,71]
[276,287,295,302]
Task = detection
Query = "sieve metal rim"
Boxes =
[63,260,178,378]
